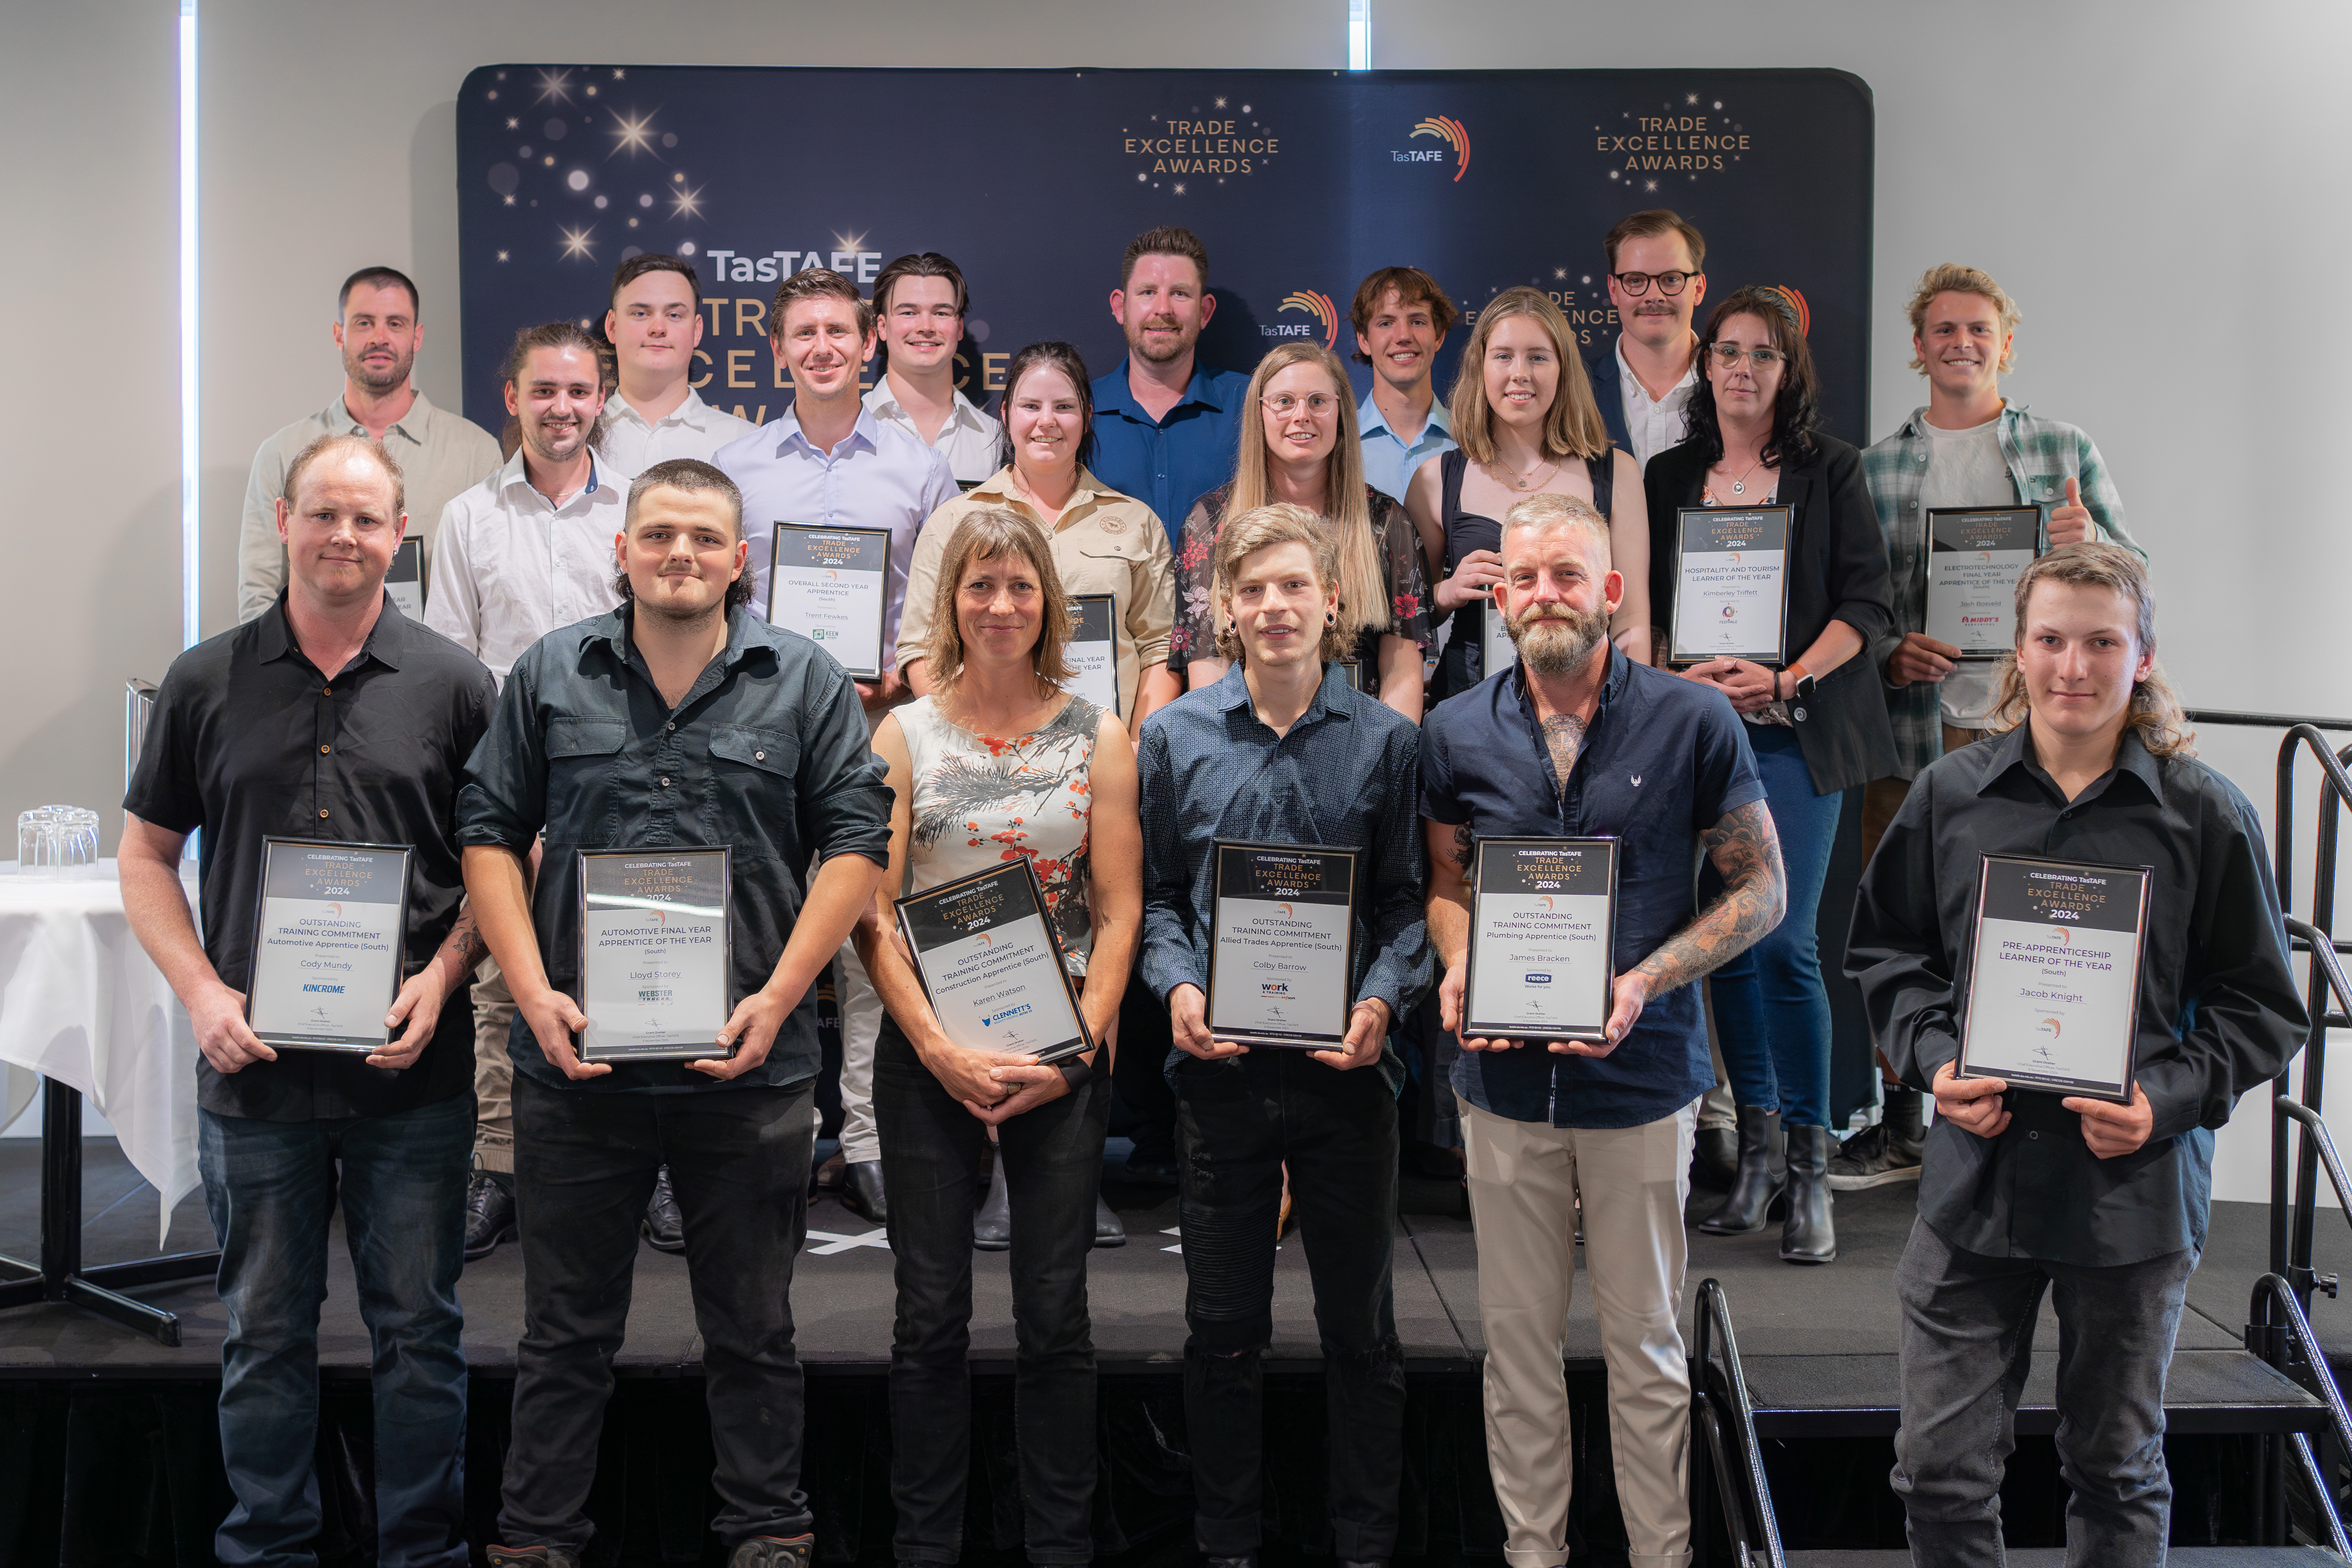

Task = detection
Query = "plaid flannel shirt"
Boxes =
[1861,404,2147,779]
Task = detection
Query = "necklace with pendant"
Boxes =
[1726,455,1763,496]
[1497,456,1559,491]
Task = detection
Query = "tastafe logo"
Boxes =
[1277,291,1338,350]
[1766,285,1811,336]
[326,903,343,918]
[2040,1017,2063,1037]
[1538,896,1555,910]
[1409,116,1470,181]
[1276,903,1295,919]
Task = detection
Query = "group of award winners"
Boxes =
[121,210,2309,1568]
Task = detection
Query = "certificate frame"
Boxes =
[769,522,891,679]
[386,537,426,619]
[243,836,414,1054]
[1954,851,2152,1103]
[1063,592,1122,717]
[1205,839,1362,1049]
[1923,507,2040,661]
[1479,595,1517,683]
[575,846,737,1064]
[1335,658,1362,693]
[1668,505,1792,668]
[895,858,1096,1065]
[1461,835,1619,1044]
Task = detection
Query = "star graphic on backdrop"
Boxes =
[585,85,598,97]
[1713,100,1723,109]
[536,68,572,104]
[505,117,518,129]
[670,183,705,219]
[1687,92,1700,104]
[834,230,867,255]
[1581,275,1592,284]
[1215,96,1227,108]
[1173,182,1186,194]
[1555,267,1567,279]
[1609,170,1621,180]
[609,110,657,156]
[613,68,626,79]
[496,250,509,262]
[1643,179,1658,191]
[502,195,515,207]
[559,225,595,260]
[1241,104,1251,113]
[1136,172,1147,181]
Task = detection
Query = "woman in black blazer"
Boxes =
[1642,286,1897,1266]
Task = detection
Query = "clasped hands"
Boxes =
[1930,1060,2154,1159]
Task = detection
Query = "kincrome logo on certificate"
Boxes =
[1267,289,1337,349]
[1397,116,1469,181]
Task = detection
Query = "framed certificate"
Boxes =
[1205,841,1360,1047]
[576,848,735,1063]
[1925,507,2039,658]
[896,860,1093,1064]
[769,524,889,679]
[1668,506,1791,666]
[386,537,425,619]
[1060,592,1120,716]
[1479,595,1517,683]
[1463,837,1618,1043]
[244,837,412,1053]
[1956,853,2151,1102]
[1335,658,1362,692]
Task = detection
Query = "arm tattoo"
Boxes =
[1540,714,1586,798]
[1631,800,1788,996]
[436,906,491,976]
[1447,823,1476,894]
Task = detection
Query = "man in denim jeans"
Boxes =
[122,432,496,1568]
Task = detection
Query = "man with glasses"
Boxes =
[864,253,1003,486]
[1581,210,1707,473]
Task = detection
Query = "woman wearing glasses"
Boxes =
[1646,285,1896,1265]
[1403,286,1652,699]
[1167,341,1431,721]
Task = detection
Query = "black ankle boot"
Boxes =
[1699,1106,1780,1234]
[1778,1124,1836,1264]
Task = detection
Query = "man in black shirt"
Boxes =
[1848,543,2306,1567]
[123,432,496,1568]
[459,459,891,1568]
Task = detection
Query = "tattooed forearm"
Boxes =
[1540,713,1586,798]
[1450,823,1475,870]
[1631,800,1788,996]
[434,906,492,978]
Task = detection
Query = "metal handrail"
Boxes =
[2267,729,2352,1315]
[2248,1272,2352,1554]
[1693,1279,1785,1568]
[2186,708,2352,733]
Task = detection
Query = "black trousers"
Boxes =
[1175,1050,1406,1560]
[499,1073,818,1554]
[875,1017,1112,1565]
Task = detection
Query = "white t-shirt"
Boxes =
[1919,414,2014,728]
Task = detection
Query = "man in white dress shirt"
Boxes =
[595,254,758,478]
[861,252,1003,486]
[716,267,958,1226]
[427,322,643,1260]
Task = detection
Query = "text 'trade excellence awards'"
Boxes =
[1956,853,2152,1102]
[1670,505,1791,666]
[576,848,734,1063]
[244,838,413,1053]
[1463,837,1619,1043]
[896,860,1094,1064]
[1206,841,1360,1047]
[769,524,889,679]
[1925,507,2040,657]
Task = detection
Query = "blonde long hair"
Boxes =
[919,506,1075,692]
[1446,287,1611,466]
[1212,503,1349,664]
[1989,542,2194,758]
[1226,342,1390,648]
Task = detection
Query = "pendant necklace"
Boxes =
[1496,456,1560,492]
[1726,454,1764,496]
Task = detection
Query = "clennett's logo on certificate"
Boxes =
[769,524,889,679]
[1669,505,1790,666]
[1463,837,1618,1043]
[244,838,413,1054]
[1205,840,1360,1048]
[1060,593,1120,717]
[576,848,733,1063]
[897,860,1093,1064]
[1925,507,2039,659]
[1956,853,2151,1102]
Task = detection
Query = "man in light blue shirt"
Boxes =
[1350,265,1459,503]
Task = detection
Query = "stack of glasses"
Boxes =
[15,805,101,877]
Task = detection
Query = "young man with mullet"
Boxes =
[596,253,756,478]
[1848,544,2302,1567]
[1350,265,1459,503]
[124,433,496,1568]
[1421,492,1782,1568]
[1137,504,1431,1568]
[1582,210,1707,473]
[461,459,892,1568]
[864,252,1003,485]
[717,267,958,1224]
[1842,265,2149,1192]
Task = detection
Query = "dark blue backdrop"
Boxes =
[454,65,1874,442]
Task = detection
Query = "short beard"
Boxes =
[344,347,413,392]
[1128,322,1195,365]
[1510,602,1609,678]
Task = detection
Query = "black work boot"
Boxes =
[464,1167,517,1260]
[1698,1105,1780,1235]
[1826,1084,1926,1191]
[1777,1124,1837,1265]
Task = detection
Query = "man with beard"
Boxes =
[1420,492,1782,1568]
[426,322,628,1259]
[1088,226,1249,551]
[1581,210,1706,474]
[461,459,891,1568]
[239,267,500,622]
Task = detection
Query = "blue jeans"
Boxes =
[199,1091,474,1568]
[1700,722,1842,1129]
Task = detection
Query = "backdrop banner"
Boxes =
[455,65,1873,441]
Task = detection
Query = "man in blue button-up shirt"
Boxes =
[1088,226,1250,551]
[1420,492,1781,1568]
[1349,265,1459,504]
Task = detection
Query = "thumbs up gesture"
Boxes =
[2047,476,2094,547]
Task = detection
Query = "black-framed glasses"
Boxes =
[1708,344,1784,369]
[1613,269,1695,297]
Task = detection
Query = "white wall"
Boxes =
[7,0,2347,1192]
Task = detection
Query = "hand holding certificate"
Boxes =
[1462,837,1618,1049]
[1669,507,1791,666]
[576,848,735,1064]
[1925,507,2039,657]
[245,838,412,1053]
[896,860,1093,1068]
[1955,854,2150,1102]
[1205,842,1360,1047]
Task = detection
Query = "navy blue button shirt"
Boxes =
[1088,357,1249,553]
[1419,645,1765,1129]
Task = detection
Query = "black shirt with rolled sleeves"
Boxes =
[455,602,893,1096]
[1846,722,2308,1266]
[123,594,496,1122]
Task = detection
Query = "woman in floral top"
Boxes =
[1165,342,1431,721]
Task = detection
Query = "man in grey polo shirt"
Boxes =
[237,266,501,623]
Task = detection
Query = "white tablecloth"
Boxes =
[0,859,199,1246]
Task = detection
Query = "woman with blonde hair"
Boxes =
[856,505,1143,1568]
[1404,285,1652,696]
[1166,341,1431,721]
